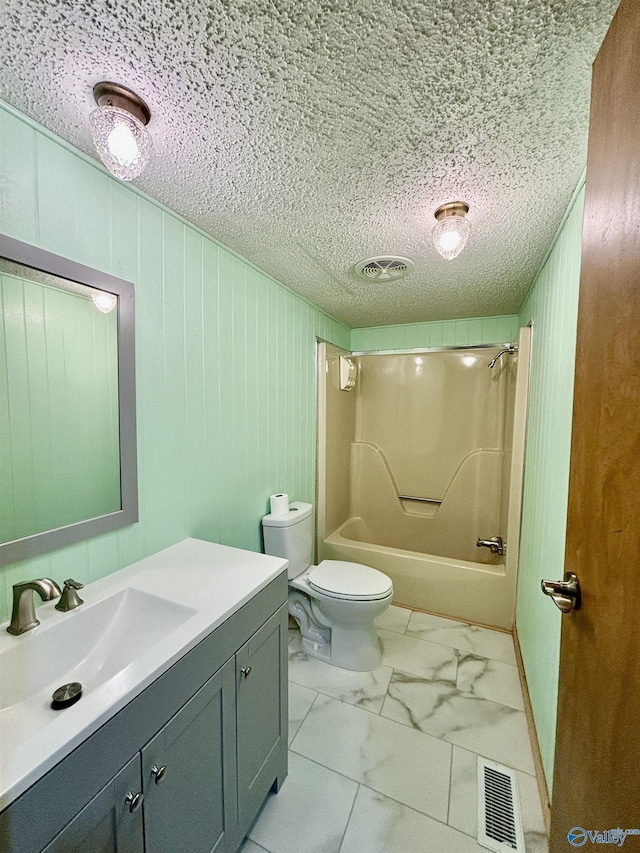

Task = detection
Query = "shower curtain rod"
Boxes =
[350,342,514,357]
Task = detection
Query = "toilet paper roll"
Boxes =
[270,493,289,516]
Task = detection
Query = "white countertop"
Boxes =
[0,538,288,811]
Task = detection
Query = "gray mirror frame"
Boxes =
[0,234,138,567]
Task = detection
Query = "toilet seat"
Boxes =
[307,560,393,601]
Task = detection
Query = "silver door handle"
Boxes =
[541,572,581,613]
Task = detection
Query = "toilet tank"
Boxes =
[262,502,313,580]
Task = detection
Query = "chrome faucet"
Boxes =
[477,537,506,557]
[6,578,62,635]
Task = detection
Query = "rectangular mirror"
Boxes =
[0,235,137,566]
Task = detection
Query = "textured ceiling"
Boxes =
[0,1,619,328]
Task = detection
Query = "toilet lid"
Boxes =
[308,560,393,600]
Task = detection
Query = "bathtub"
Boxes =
[321,517,516,630]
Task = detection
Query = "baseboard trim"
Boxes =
[513,625,551,834]
[391,601,512,635]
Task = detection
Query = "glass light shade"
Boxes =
[432,215,471,260]
[92,291,118,313]
[89,105,152,181]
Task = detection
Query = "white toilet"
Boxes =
[262,502,393,671]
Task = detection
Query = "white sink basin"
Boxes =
[0,538,288,811]
[0,588,197,712]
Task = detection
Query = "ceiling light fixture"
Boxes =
[432,202,471,260]
[90,82,152,182]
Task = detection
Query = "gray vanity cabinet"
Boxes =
[42,755,144,853]
[0,575,288,853]
[236,609,288,840]
[141,660,236,853]
[40,664,238,853]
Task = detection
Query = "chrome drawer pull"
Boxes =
[151,764,167,784]
[125,791,144,813]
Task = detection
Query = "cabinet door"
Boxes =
[236,605,288,836]
[142,660,236,853]
[42,754,144,853]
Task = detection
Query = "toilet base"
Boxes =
[288,586,390,672]
[301,623,383,672]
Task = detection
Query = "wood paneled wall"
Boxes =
[0,102,350,621]
[516,185,585,793]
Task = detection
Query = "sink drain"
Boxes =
[51,682,82,710]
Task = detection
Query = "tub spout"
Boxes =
[476,536,506,556]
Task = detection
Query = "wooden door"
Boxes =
[550,0,640,848]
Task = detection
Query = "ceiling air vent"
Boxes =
[354,256,415,282]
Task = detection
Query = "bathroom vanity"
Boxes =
[0,539,289,853]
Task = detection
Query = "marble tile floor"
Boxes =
[241,606,548,853]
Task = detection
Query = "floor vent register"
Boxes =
[477,757,525,851]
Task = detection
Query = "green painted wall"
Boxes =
[351,314,519,351]
[0,99,585,804]
[0,102,350,622]
[351,187,586,799]
[516,185,585,794]
[1,272,120,542]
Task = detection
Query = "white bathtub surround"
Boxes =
[317,331,533,631]
[244,604,547,853]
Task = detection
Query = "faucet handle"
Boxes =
[55,579,85,612]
